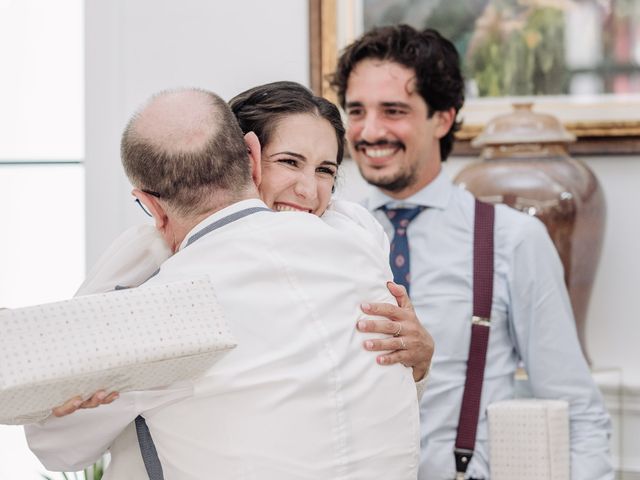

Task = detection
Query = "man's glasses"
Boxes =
[134,189,161,217]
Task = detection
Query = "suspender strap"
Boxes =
[454,199,495,479]
[185,207,271,247]
[136,415,164,480]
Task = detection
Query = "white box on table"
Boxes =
[488,399,569,480]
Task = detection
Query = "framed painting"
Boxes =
[309,0,640,155]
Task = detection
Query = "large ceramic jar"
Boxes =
[454,103,605,362]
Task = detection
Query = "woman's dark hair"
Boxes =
[229,81,345,166]
[330,25,465,161]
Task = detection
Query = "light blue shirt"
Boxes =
[365,170,613,480]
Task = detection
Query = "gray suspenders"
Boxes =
[130,206,270,480]
[135,416,164,480]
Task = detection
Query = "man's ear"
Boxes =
[434,108,457,139]
[132,188,168,231]
[244,131,262,188]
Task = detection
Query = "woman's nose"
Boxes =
[294,173,317,200]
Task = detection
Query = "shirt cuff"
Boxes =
[415,368,429,400]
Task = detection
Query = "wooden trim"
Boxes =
[456,121,640,141]
[452,138,640,157]
[309,0,337,103]
[454,120,640,156]
[308,0,322,95]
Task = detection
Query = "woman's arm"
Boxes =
[324,200,434,389]
[77,224,171,295]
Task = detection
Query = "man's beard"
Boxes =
[359,162,418,193]
[353,139,416,192]
[360,171,416,192]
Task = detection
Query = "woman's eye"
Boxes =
[317,167,336,177]
[278,158,299,167]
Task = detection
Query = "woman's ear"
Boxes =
[244,131,262,188]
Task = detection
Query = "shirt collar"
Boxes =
[366,169,453,211]
[178,198,268,251]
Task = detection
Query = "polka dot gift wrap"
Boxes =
[0,277,236,425]
[488,399,569,480]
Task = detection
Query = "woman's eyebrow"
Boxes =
[321,160,339,168]
[268,151,306,160]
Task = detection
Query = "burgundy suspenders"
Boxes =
[454,199,495,479]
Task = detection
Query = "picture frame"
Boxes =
[309,0,640,155]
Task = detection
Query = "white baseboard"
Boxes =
[618,471,640,480]
[594,369,640,478]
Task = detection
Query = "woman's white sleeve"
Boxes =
[325,200,390,254]
[76,224,172,295]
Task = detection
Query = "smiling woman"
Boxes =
[260,113,338,215]
[229,80,345,216]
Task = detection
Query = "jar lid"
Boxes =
[471,103,576,147]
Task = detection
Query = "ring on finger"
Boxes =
[399,337,406,350]
[393,323,402,337]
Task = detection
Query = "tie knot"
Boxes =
[383,206,425,231]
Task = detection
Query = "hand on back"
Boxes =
[357,282,434,382]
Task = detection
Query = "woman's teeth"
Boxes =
[275,204,310,213]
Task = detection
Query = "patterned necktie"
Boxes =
[382,206,425,294]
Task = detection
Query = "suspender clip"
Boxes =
[471,315,490,327]
[454,447,474,478]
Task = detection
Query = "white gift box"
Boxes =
[0,277,236,425]
[488,399,570,480]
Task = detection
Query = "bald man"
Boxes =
[25,89,420,479]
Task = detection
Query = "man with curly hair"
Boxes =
[333,24,613,480]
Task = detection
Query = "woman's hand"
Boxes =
[357,282,434,382]
[52,390,120,417]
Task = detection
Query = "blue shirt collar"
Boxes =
[365,169,453,211]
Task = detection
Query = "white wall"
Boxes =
[584,157,640,383]
[86,0,309,267]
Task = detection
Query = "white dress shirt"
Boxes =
[365,171,613,480]
[26,198,420,479]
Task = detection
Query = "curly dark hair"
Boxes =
[229,81,345,166]
[330,25,464,161]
